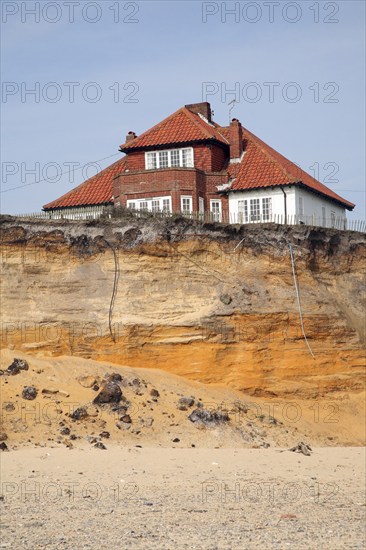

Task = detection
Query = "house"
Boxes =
[43,102,354,226]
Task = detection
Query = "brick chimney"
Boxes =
[125,131,137,143]
[229,118,243,160]
[185,102,212,122]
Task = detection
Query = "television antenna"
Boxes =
[228,99,237,124]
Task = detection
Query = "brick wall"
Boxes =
[114,168,200,211]
[114,142,230,214]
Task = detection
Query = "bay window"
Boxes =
[127,196,172,213]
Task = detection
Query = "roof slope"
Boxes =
[120,107,229,151]
[227,129,354,209]
[43,105,354,211]
[43,157,126,210]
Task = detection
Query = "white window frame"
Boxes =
[181,195,193,214]
[145,147,194,170]
[127,196,172,213]
[250,198,260,222]
[261,197,272,221]
[238,200,248,223]
[237,197,272,224]
[210,199,222,222]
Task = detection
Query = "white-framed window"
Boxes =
[262,197,272,221]
[182,148,193,167]
[158,150,169,169]
[210,199,222,222]
[162,198,170,212]
[238,200,248,223]
[146,152,157,170]
[170,149,180,167]
[145,147,194,170]
[250,198,260,222]
[127,196,172,213]
[181,195,192,214]
[237,197,272,223]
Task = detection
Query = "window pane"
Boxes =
[159,151,168,168]
[128,202,136,210]
[162,199,171,212]
[146,153,156,170]
[250,199,260,222]
[182,148,193,167]
[262,197,272,221]
[140,201,148,211]
[151,200,160,212]
[181,197,192,213]
[170,150,180,167]
[210,200,221,222]
[238,200,248,223]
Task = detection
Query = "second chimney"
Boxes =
[185,102,212,122]
[229,118,243,160]
[125,131,137,143]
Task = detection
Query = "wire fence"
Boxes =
[8,206,366,233]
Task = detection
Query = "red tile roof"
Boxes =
[43,158,126,210]
[228,129,354,209]
[120,107,229,151]
[44,104,354,211]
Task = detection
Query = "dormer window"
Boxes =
[145,147,194,170]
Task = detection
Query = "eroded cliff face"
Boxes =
[1,216,365,397]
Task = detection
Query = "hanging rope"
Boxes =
[289,243,315,358]
[100,238,120,343]
[108,246,120,343]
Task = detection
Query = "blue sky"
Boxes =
[1,0,365,218]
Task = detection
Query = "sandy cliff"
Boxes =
[1,215,365,399]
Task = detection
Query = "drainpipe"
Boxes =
[280,186,287,224]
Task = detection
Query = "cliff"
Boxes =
[1,215,365,398]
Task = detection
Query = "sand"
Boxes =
[1,350,365,449]
[1,446,365,549]
[1,350,365,548]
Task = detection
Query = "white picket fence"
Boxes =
[10,207,366,233]
[13,205,107,221]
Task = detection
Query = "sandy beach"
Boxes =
[1,446,365,549]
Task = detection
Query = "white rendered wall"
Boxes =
[228,186,296,223]
[294,187,346,226]
[228,186,347,226]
